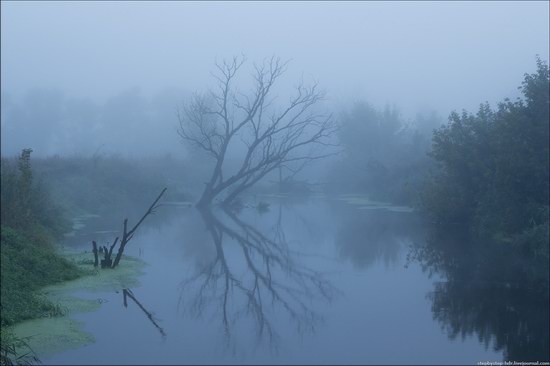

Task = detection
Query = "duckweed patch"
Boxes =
[336,194,414,212]
[47,250,146,294]
[357,205,414,212]
[12,317,95,358]
[10,250,146,359]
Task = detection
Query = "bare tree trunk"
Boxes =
[196,189,214,208]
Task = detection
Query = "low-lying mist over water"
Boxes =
[1,2,548,365]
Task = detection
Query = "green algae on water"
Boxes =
[13,317,95,358]
[45,251,146,294]
[336,194,414,212]
[12,250,146,358]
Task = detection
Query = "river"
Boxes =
[43,194,548,364]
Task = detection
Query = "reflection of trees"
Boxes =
[178,206,337,350]
[122,288,166,338]
[409,227,549,361]
[335,208,426,269]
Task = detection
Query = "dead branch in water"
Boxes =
[112,188,167,268]
[89,188,167,269]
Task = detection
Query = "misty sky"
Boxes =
[1,1,549,156]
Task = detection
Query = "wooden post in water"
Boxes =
[101,245,111,268]
[92,241,99,267]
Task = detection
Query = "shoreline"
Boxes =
[11,250,147,359]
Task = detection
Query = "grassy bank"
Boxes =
[1,150,86,327]
[11,250,146,359]
[0,227,85,327]
[1,150,153,364]
[1,150,87,364]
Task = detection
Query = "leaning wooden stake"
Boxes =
[111,188,167,269]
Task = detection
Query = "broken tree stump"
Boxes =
[92,241,99,267]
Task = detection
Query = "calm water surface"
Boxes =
[44,196,548,364]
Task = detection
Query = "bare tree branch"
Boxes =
[112,188,167,268]
[177,56,337,207]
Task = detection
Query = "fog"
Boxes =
[1,2,549,365]
[2,1,548,156]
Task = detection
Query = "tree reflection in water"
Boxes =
[334,206,428,269]
[122,288,167,338]
[409,226,549,361]
[178,205,338,351]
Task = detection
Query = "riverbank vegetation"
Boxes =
[1,150,85,364]
[0,150,160,364]
[1,150,85,327]
[326,58,549,264]
[420,58,549,261]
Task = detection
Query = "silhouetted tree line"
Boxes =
[420,57,549,259]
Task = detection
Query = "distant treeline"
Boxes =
[30,154,193,217]
[0,87,186,157]
[326,103,440,203]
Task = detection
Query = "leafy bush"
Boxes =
[0,227,83,326]
[420,57,549,256]
[0,150,84,327]
[1,149,69,238]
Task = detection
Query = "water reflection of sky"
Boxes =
[46,197,509,364]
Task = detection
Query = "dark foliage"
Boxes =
[420,58,549,258]
[1,149,69,236]
[1,150,85,327]
[409,225,549,362]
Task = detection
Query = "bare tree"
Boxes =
[178,56,337,207]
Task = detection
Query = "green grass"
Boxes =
[0,226,85,326]
[9,251,146,360]
[0,327,41,366]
